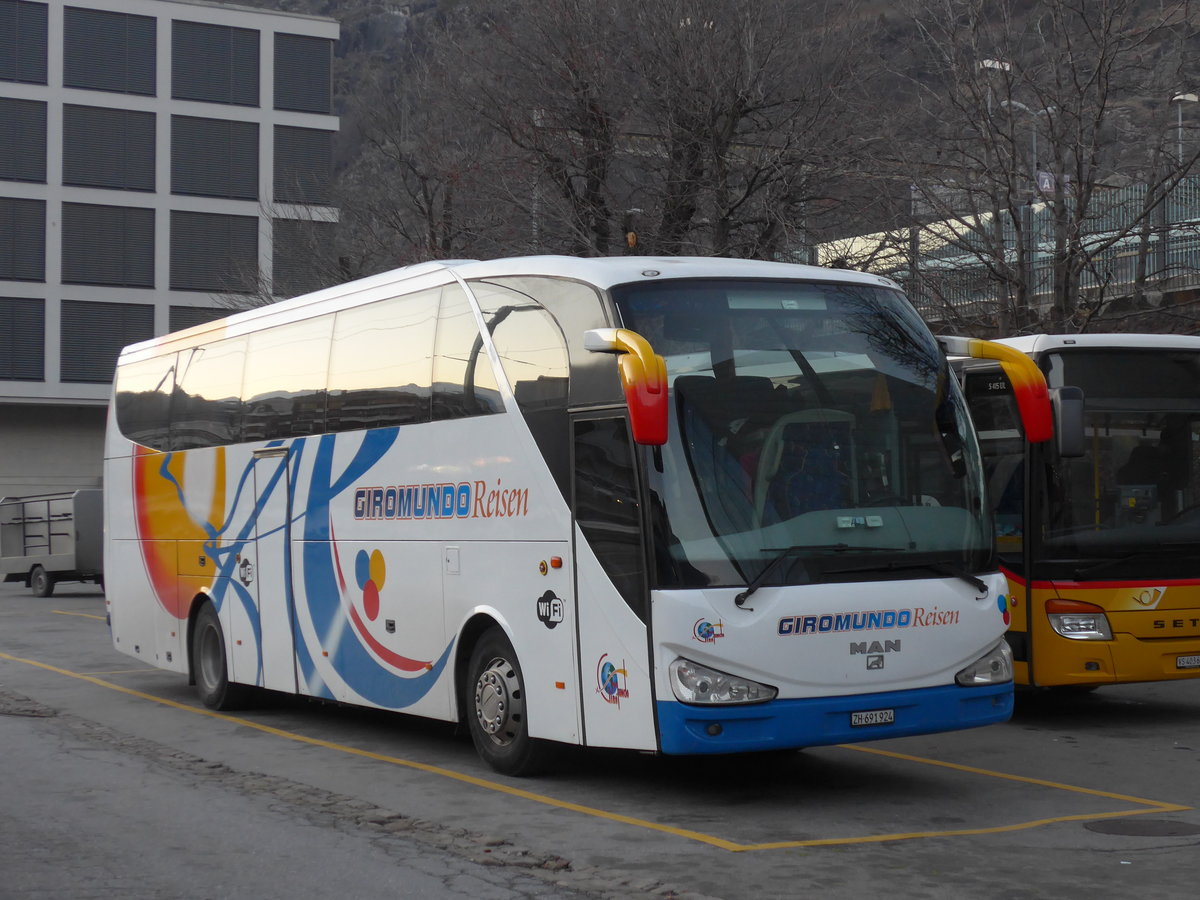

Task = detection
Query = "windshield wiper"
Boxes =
[820,559,988,594]
[735,544,904,608]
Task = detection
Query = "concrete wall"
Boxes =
[0,404,106,498]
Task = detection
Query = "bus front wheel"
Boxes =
[466,628,554,776]
[192,602,252,710]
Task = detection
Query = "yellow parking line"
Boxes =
[0,650,1190,851]
[52,610,107,621]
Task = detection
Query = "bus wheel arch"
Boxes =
[458,617,555,776]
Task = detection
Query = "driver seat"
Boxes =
[755,409,856,524]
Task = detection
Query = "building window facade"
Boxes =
[170,210,259,293]
[62,202,155,287]
[0,196,46,281]
[0,296,45,380]
[60,298,154,383]
[273,217,333,298]
[63,105,155,191]
[0,0,49,85]
[0,97,47,183]
[171,115,258,199]
[63,6,156,96]
[172,20,259,106]
[274,125,332,204]
[274,33,332,114]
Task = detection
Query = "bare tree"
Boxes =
[879,0,1200,334]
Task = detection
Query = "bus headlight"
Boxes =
[955,641,1013,686]
[668,657,777,705]
[1046,599,1112,640]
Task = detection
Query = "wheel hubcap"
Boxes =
[474,656,522,746]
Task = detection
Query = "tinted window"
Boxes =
[474,283,569,412]
[115,354,177,450]
[173,338,246,449]
[573,416,646,619]
[241,317,332,441]
[326,288,438,431]
[432,284,502,420]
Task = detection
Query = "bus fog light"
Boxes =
[668,657,777,705]
[956,641,1013,686]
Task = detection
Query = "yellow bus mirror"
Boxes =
[584,328,669,445]
[939,336,1053,443]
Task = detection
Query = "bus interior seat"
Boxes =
[755,410,856,523]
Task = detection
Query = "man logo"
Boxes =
[850,639,901,655]
[866,655,885,670]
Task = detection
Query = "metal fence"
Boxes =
[893,175,1200,324]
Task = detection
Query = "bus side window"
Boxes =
[172,337,247,450]
[433,284,502,420]
[241,317,333,441]
[474,283,571,498]
[115,353,177,451]
[327,289,437,432]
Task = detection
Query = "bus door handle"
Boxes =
[252,447,289,459]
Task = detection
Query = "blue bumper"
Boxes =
[656,682,1013,755]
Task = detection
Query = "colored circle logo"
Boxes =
[355,548,386,621]
[998,594,1010,626]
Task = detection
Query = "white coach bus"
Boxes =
[104,256,1047,775]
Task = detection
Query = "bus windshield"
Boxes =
[1042,348,1200,567]
[611,278,992,590]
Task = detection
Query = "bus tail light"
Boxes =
[956,640,1014,685]
[668,657,777,705]
[1046,598,1112,640]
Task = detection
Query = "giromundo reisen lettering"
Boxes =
[777,607,960,636]
[353,480,529,520]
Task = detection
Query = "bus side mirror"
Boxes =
[583,328,669,445]
[1051,386,1085,458]
[938,335,1052,443]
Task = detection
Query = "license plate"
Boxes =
[1177,655,1200,669]
[851,708,895,727]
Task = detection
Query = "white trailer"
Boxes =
[0,490,103,597]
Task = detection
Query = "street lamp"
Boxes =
[999,99,1055,185]
[1171,92,1198,162]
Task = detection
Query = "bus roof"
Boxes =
[994,333,1200,355]
[121,256,900,361]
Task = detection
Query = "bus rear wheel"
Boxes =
[192,602,252,710]
[466,628,554,776]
